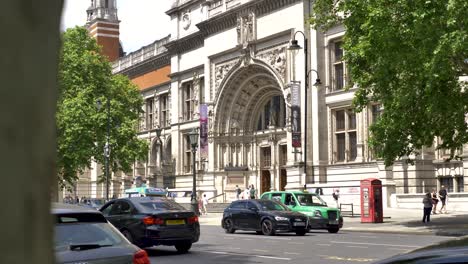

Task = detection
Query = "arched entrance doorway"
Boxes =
[211,62,289,196]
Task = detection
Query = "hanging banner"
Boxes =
[199,104,208,158]
[290,82,301,148]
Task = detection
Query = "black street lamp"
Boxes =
[187,128,200,215]
[289,31,321,184]
[97,98,111,201]
[154,126,162,183]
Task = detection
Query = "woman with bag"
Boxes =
[431,189,439,214]
[422,192,432,223]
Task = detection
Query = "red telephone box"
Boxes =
[360,178,383,223]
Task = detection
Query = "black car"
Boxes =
[222,199,309,236]
[373,235,468,264]
[100,197,200,253]
[53,203,149,264]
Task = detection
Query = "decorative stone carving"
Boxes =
[237,10,256,48]
[208,104,214,132]
[182,11,191,30]
[257,46,287,82]
[212,59,238,99]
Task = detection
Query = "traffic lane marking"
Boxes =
[221,234,292,240]
[284,252,300,255]
[347,245,369,248]
[359,235,378,238]
[253,249,269,252]
[316,244,331,246]
[197,250,292,261]
[318,255,375,262]
[330,241,419,248]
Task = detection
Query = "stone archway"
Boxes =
[211,61,290,194]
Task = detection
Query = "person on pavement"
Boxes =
[332,189,340,208]
[431,189,439,214]
[422,192,432,223]
[235,185,242,200]
[244,185,250,199]
[202,194,209,215]
[249,185,256,199]
[439,185,448,214]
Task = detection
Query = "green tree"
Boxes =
[57,26,148,186]
[311,0,468,166]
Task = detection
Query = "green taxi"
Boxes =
[260,191,343,233]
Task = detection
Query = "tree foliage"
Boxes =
[57,27,148,185]
[311,0,468,166]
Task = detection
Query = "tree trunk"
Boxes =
[0,1,62,263]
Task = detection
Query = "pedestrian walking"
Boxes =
[244,185,250,199]
[439,185,448,214]
[431,189,439,214]
[422,192,432,223]
[249,185,256,199]
[235,185,242,200]
[202,194,209,215]
[332,189,340,208]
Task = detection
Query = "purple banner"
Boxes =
[200,104,208,158]
[290,82,301,148]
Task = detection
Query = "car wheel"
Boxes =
[224,218,236,234]
[122,229,134,243]
[261,219,275,236]
[175,241,192,253]
[328,227,339,233]
[295,230,307,236]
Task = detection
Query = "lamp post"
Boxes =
[188,128,200,215]
[289,31,321,184]
[97,98,111,201]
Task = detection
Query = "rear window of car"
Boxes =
[136,199,186,212]
[55,214,124,252]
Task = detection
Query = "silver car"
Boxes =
[53,203,150,264]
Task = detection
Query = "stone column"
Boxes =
[0,1,62,263]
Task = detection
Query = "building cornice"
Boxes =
[166,0,206,15]
[196,0,301,38]
[165,32,205,55]
[115,54,170,79]
[168,64,204,79]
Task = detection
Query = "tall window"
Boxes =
[183,82,195,121]
[456,176,464,192]
[369,104,382,160]
[439,177,454,193]
[160,94,169,127]
[334,108,357,162]
[184,135,192,173]
[279,145,287,167]
[261,147,271,168]
[146,98,154,130]
[332,41,348,91]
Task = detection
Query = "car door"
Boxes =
[245,201,261,229]
[116,200,134,228]
[230,201,247,228]
[101,201,121,228]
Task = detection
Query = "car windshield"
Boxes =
[256,200,289,211]
[136,199,186,212]
[55,221,124,252]
[295,193,327,206]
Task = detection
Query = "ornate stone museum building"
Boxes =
[76,0,467,210]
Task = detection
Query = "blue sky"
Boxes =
[61,0,172,53]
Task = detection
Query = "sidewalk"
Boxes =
[198,208,468,237]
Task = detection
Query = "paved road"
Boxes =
[147,226,452,264]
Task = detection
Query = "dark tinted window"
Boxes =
[256,200,289,211]
[246,201,258,210]
[231,201,246,209]
[136,199,185,212]
[100,203,114,215]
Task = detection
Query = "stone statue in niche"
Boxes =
[236,11,256,47]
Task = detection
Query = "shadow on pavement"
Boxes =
[399,214,468,237]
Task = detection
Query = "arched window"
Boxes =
[256,96,286,131]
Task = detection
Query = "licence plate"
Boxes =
[329,220,338,225]
[293,222,306,226]
[166,219,185,225]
